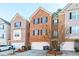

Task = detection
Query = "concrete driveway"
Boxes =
[62,51,79,56]
[0,50,14,56]
[15,50,48,56]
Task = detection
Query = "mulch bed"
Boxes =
[47,50,63,56]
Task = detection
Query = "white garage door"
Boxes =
[31,42,49,50]
[11,42,25,49]
[60,42,75,51]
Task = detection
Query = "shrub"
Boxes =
[56,46,60,51]
[28,46,31,50]
[22,46,27,51]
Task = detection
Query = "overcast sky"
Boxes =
[0,3,67,22]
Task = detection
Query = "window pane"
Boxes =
[77,12,79,19]
[34,29,39,35]
[42,17,47,24]
[72,12,76,19]
[0,34,4,39]
[15,32,19,37]
[0,25,4,29]
[72,26,79,34]
[42,29,47,35]
[15,22,21,28]
[53,31,58,38]
[53,19,58,24]
[34,18,39,24]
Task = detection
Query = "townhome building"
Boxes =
[0,18,10,45]
[10,13,29,50]
[30,7,53,50]
[59,3,79,51]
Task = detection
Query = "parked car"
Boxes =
[0,45,15,52]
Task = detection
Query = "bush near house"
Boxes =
[16,46,27,52]
[27,46,31,50]
[47,46,62,56]
[47,50,62,56]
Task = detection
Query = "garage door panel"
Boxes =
[31,42,49,50]
[60,42,75,51]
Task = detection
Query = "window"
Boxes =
[71,26,79,34]
[15,22,21,28]
[53,31,58,38]
[53,19,58,24]
[0,25,4,30]
[33,29,39,35]
[77,12,79,19]
[15,32,19,37]
[34,18,39,24]
[69,12,79,20]
[0,34,4,39]
[41,17,47,24]
[42,29,47,35]
[69,12,76,19]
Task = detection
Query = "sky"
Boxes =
[0,3,67,22]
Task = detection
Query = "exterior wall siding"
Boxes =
[0,19,10,45]
[30,8,52,50]
[10,13,29,49]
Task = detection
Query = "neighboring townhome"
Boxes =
[10,13,29,50]
[0,18,10,45]
[30,7,52,50]
[59,3,79,51]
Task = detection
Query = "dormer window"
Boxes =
[15,22,21,28]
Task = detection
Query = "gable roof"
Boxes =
[11,12,28,22]
[0,18,10,25]
[30,7,52,19]
[59,3,72,13]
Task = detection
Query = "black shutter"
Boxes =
[15,23,16,27]
[38,18,39,24]
[20,22,21,27]
[70,27,72,34]
[41,17,42,23]
[46,17,48,23]
[38,30,39,35]
[33,19,35,24]
[70,12,72,19]
[52,20,54,24]
[33,30,35,35]
[41,30,42,35]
